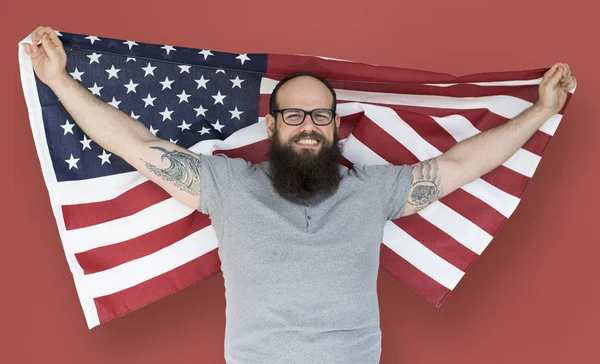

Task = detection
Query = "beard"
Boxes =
[268,126,343,204]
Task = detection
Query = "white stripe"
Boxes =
[64,198,195,253]
[461,178,520,218]
[433,115,542,178]
[382,222,464,290]
[76,226,219,299]
[417,201,493,255]
[424,78,544,87]
[341,134,388,165]
[211,119,268,151]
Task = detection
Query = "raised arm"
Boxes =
[24,26,202,209]
[401,62,576,217]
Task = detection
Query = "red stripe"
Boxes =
[393,214,478,272]
[440,189,505,236]
[62,181,170,230]
[75,211,212,274]
[94,249,221,324]
[379,243,450,307]
[266,54,548,85]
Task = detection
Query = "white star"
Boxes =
[126,57,136,62]
[61,119,75,135]
[161,45,176,55]
[198,49,213,60]
[230,76,244,88]
[80,135,92,150]
[142,93,157,107]
[87,52,102,64]
[212,91,226,105]
[198,126,211,135]
[149,125,159,136]
[193,105,208,117]
[177,120,192,131]
[54,30,62,37]
[123,40,139,50]
[85,35,101,44]
[176,90,191,103]
[65,154,79,170]
[98,150,112,165]
[159,107,174,121]
[179,65,191,73]
[124,79,139,94]
[236,54,251,65]
[87,83,103,96]
[142,62,157,77]
[108,97,121,109]
[229,107,243,120]
[130,111,140,120]
[215,69,226,74]
[211,120,225,132]
[105,65,120,79]
[195,75,209,89]
[169,138,179,144]
[160,76,175,90]
[69,67,84,81]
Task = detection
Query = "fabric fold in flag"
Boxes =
[17,30,576,329]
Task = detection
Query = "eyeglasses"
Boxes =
[272,108,336,126]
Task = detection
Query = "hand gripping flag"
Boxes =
[18,30,576,329]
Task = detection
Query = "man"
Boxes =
[24,26,576,364]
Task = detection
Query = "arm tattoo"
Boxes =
[408,159,442,212]
[141,146,202,196]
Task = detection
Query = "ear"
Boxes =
[266,113,275,139]
[335,114,341,130]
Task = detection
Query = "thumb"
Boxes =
[40,33,59,61]
[546,66,564,88]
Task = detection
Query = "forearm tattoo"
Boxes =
[408,159,442,212]
[141,146,202,196]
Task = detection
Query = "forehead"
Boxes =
[276,76,333,108]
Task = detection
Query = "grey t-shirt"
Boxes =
[199,153,412,364]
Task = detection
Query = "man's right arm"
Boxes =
[50,74,202,210]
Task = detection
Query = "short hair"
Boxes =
[269,72,337,115]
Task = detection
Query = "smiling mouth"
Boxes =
[294,138,320,147]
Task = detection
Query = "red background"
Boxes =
[2,0,599,363]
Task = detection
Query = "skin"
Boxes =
[23,25,577,218]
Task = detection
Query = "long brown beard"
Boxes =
[268,126,343,204]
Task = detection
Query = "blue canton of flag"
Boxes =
[35,31,267,182]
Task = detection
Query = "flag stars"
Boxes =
[161,45,176,55]
[142,62,157,77]
[80,135,93,150]
[215,69,226,74]
[178,65,191,74]
[230,76,244,88]
[229,107,243,120]
[130,111,140,120]
[176,90,191,103]
[198,49,213,60]
[124,79,139,94]
[105,65,121,79]
[126,57,136,63]
[123,40,139,50]
[236,54,251,65]
[98,150,112,165]
[88,83,103,96]
[149,125,159,136]
[61,119,75,135]
[85,35,101,44]
[65,154,80,170]
[159,107,174,121]
[70,67,84,81]
[169,138,179,144]
[108,97,121,109]
[195,75,209,89]
[160,76,175,90]
[142,93,157,107]
[212,91,226,105]
[87,52,102,64]
[177,120,192,131]
[211,120,225,132]
[193,105,208,117]
[198,126,211,135]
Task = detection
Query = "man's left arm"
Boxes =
[401,62,577,217]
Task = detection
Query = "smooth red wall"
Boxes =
[2,0,599,363]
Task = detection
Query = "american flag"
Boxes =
[18,30,575,329]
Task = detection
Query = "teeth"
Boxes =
[297,139,318,145]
